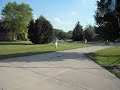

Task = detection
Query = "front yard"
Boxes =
[86,46,120,78]
[0,41,88,60]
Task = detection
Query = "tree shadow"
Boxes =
[0,51,55,60]
[0,51,87,63]
[0,42,33,45]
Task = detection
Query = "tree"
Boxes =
[28,16,53,44]
[0,20,4,31]
[72,22,83,41]
[54,29,73,40]
[54,29,67,40]
[84,25,96,41]
[28,19,35,43]
[66,31,73,39]
[1,2,33,41]
[94,0,120,41]
[96,23,117,41]
[0,20,9,41]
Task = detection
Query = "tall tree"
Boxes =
[1,2,33,41]
[94,0,120,41]
[28,16,53,44]
[28,19,35,43]
[72,22,83,41]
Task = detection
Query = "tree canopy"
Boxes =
[1,2,33,41]
[72,22,83,41]
[84,25,96,41]
[54,29,67,40]
[94,0,120,41]
[28,16,53,44]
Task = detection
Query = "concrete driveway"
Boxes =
[0,46,120,90]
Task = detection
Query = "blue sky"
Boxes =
[0,0,97,32]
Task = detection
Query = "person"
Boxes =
[55,38,58,48]
[84,38,87,44]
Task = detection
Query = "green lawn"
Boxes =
[0,41,87,60]
[86,46,120,78]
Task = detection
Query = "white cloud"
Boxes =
[71,11,77,16]
[33,14,38,20]
[54,17,63,24]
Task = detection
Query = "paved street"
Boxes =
[0,46,120,90]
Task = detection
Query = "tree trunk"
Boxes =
[12,33,17,41]
[25,33,28,40]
